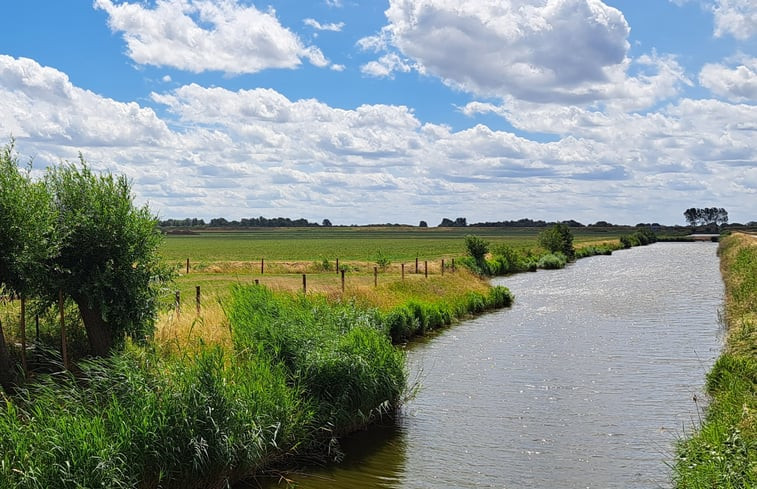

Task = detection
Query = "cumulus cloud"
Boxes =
[700,56,757,101]
[357,0,687,107]
[0,55,172,149]
[94,0,330,73]
[1,55,754,224]
[712,0,757,39]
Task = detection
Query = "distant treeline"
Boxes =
[160,216,756,229]
[160,216,325,228]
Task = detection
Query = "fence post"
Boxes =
[35,314,40,342]
[424,260,428,278]
[415,257,419,274]
[401,263,405,281]
[254,279,259,285]
[196,286,201,315]
[186,258,190,274]
[341,270,345,293]
[302,274,307,294]
[175,290,181,317]
[20,297,27,378]
[261,258,265,274]
[452,258,456,272]
[442,259,445,276]
[374,267,378,287]
[336,258,339,274]
[59,289,68,370]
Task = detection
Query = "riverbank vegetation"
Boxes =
[0,143,517,487]
[674,232,757,488]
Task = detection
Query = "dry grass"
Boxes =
[154,299,232,355]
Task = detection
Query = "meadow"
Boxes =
[160,226,627,263]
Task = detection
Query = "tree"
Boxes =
[322,218,332,227]
[0,142,57,389]
[538,223,575,259]
[683,207,729,228]
[419,220,428,228]
[44,160,170,356]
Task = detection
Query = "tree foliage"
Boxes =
[537,223,575,259]
[684,207,729,227]
[0,142,57,297]
[44,160,170,355]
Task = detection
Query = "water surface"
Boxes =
[256,242,723,488]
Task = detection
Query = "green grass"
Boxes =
[160,226,628,263]
[674,233,757,488]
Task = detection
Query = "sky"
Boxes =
[0,0,755,226]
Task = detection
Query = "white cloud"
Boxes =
[700,57,757,101]
[0,55,172,149]
[304,18,345,32]
[357,0,688,107]
[712,0,757,39]
[1,55,754,224]
[94,0,331,74]
[360,53,414,78]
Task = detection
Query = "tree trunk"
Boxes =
[0,319,17,392]
[74,297,114,356]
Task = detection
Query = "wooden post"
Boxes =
[401,263,405,281]
[261,258,265,274]
[59,289,68,370]
[20,297,27,378]
[452,258,456,272]
[374,267,378,287]
[35,314,40,342]
[196,286,201,315]
[341,269,345,293]
[175,290,180,317]
[186,258,190,274]
[336,258,339,274]
[254,279,259,285]
[302,274,307,294]
[442,259,445,276]
[415,257,419,274]
[424,260,428,278]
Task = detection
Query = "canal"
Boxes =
[258,242,724,488]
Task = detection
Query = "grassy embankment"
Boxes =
[0,228,523,488]
[674,232,757,488]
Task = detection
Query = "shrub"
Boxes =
[538,223,575,259]
[537,252,567,269]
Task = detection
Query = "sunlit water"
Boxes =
[253,242,724,489]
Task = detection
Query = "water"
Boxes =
[254,242,724,488]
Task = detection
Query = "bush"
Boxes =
[537,252,568,269]
[538,223,575,259]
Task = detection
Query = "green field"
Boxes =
[160,226,626,264]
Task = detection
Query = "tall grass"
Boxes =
[0,343,307,488]
[674,233,757,488]
[226,285,407,437]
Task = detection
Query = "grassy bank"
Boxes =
[674,233,757,488]
[0,267,511,487]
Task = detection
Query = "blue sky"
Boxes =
[1,0,755,225]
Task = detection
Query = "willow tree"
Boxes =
[45,160,170,356]
[0,142,57,388]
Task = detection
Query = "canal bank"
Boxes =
[255,242,724,488]
[673,232,757,487]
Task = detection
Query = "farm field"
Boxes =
[161,226,627,263]
[159,226,626,306]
